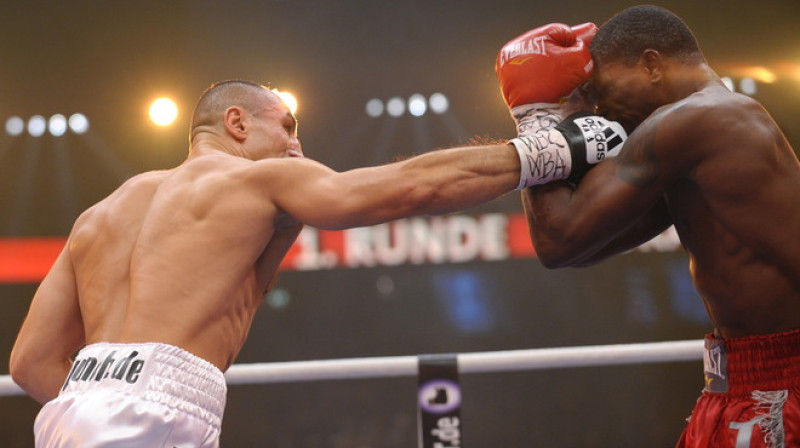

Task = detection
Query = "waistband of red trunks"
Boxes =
[706,328,800,395]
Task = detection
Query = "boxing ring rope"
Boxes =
[0,339,704,396]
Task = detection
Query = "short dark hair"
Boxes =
[591,5,703,66]
[190,80,271,141]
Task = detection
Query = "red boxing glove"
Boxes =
[496,22,597,109]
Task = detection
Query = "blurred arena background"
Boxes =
[1,1,798,446]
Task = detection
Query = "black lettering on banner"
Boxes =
[417,354,462,448]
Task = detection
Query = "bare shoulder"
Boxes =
[631,84,774,165]
[657,84,772,145]
[245,156,337,191]
[74,170,170,225]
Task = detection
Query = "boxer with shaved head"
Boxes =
[10,80,532,446]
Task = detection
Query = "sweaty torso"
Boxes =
[660,86,800,337]
[67,153,301,370]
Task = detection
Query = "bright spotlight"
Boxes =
[365,98,384,117]
[386,97,405,117]
[429,92,449,114]
[48,114,67,137]
[744,66,777,84]
[68,113,89,134]
[274,90,298,115]
[740,77,757,96]
[790,63,800,83]
[5,116,24,136]
[28,115,46,137]
[408,94,427,117]
[149,98,178,126]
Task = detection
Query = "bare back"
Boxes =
[660,85,800,337]
[68,153,301,370]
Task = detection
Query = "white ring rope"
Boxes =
[0,339,704,397]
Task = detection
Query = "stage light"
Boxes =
[366,92,449,118]
[5,113,89,137]
[784,62,800,84]
[48,114,67,137]
[408,94,427,117]
[745,66,777,84]
[5,116,24,136]
[740,77,757,95]
[429,93,449,114]
[274,90,298,115]
[265,288,291,310]
[386,97,405,117]
[149,98,178,126]
[68,113,89,134]
[27,115,46,137]
[366,98,384,117]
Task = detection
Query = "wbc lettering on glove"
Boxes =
[510,111,628,189]
[495,21,628,188]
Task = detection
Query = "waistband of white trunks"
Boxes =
[61,342,227,429]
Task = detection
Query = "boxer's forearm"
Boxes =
[568,200,673,267]
[287,144,520,230]
[521,179,673,268]
[520,182,583,267]
[398,143,520,215]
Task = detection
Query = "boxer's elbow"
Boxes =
[529,224,592,269]
[538,250,602,269]
[9,349,35,395]
[535,244,581,269]
[9,348,60,403]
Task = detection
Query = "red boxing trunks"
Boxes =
[34,342,227,448]
[676,328,800,448]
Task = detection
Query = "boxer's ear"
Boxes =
[223,106,247,140]
[640,49,664,84]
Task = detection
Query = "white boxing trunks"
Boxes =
[33,342,227,448]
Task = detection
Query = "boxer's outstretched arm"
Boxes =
[259,143,521,230]
[10,244,85,404]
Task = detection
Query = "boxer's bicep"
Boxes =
[252,158,352,227]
